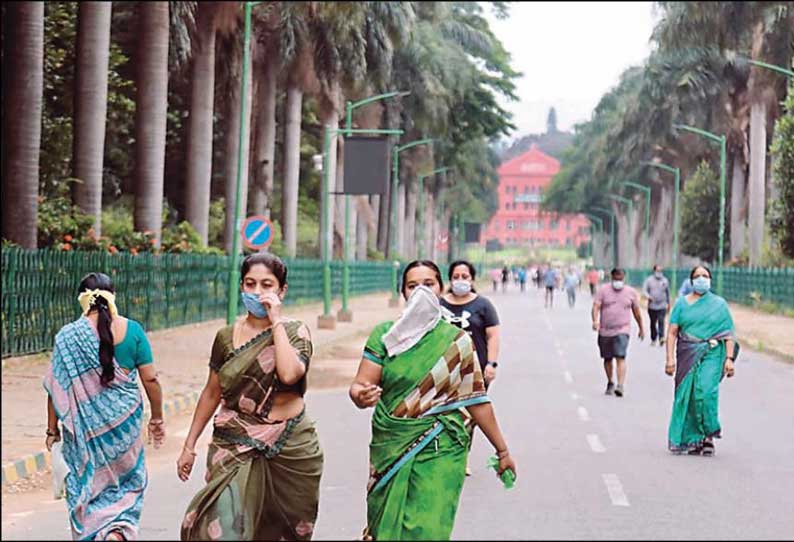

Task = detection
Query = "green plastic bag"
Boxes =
[487,455,516,489]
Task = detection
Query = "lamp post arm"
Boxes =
[747,59,794,79]
[673,124,721,144]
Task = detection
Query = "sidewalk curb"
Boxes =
[2,390,201,488]
[736,334,794,364]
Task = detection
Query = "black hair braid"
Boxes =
[96,299,116,385]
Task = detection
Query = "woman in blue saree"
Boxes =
[665,265,739,455]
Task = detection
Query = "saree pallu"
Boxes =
[364,320,490,541]
[181,321,323,541]
[43,317,146,540]
[668,293,739,452]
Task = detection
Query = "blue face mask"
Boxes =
[692,276,711,294]
[241,292,268,318]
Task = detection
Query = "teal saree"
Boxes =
[362,319,490,541]
[668,292,739,452]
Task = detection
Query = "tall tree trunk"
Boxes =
[184,4,216,245]
[368,194,379,253]
[405,180,418,259]
[223,46,253,253]
[729,157,747,260]
[72,2,111,236]
[134,2,169,245]
[249,60,276,218]
[282,83,303,257]
[332,131,344,259]
[1,2,43,249]
[377,178,390,255]
[748,101,767,266]
[396,182,406,258]
[356,197,368,261]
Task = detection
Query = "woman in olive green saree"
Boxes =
[665,265,739,456]
[177,253,323,540]
[350,260,516,541]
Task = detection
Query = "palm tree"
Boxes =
[72,1,112,236]
[133,1,170,245]
[1,2,44,249]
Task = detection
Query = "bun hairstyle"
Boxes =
[240,251,288,287]
[400,260,443,298]
[78,272,116,386]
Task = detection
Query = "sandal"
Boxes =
[701,439,715,456]
[687,445,702,455]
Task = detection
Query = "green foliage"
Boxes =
[770,83,794,258]
[680,161,726,263]
[576,241,590,259]
[37,179,96,250]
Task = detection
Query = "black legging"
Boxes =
[648,308,667,342]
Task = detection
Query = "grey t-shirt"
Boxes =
[643,275,670,310]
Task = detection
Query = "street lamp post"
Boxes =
[607,194,634,268]
[389,138,434,306]
[226,1,258,324]
[674,124,726,295]
[417,166,450,259]
[337,91,409,323]
[747,59,794,79]
[592,206,617,267]
[622,181,651,267]
[642,161,681,296]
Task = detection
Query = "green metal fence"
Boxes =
[1,249,398,358]
[626,267,794,311]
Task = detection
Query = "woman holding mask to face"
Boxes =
[178,252,323,541]
[665,265,739,456]
[350,260,515,541]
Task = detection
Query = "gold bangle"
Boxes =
[183,446,197,456]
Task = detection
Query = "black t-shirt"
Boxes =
[440,295,500,370]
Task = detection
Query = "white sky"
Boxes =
[485,2,659,141]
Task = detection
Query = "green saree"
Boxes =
[362,319,490,541]
[181,320,323,541]
[668,292,739,452]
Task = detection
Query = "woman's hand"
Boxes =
[355,383,382,408]
[259,292,283,323]
[176,447,197,482]
[723,358,735,378]
[497,453,517,478]
[484,365,497,385]
[148,418,165,449]
[665,358,675,377]
[45,433,61,452]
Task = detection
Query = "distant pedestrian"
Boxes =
[543,266,559,308]
[643,264,670,346]
[441,260,502,475]
[178,252,323,541]
[518,267,527,292]
[591,268,645,397]
[665,265,739,456]
[43,272,164,541]
[350,260,516,540]
[587,267,600,297]
[501,265,510,292]
[490,268,501,292]
[678,277,694,298]
[564,269,580,308]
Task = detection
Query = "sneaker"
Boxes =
[605,382,615,395]
[614,384,624,397]
[650,339,657,346]
[659,338,665,347]
[465,465,472,476]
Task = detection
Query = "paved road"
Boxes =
[3,285,794,539]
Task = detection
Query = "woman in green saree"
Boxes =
[350,260,517,541]
[177,252,323,540]
[665,265,739,456]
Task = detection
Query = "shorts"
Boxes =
[545,286,554,292]
[598,334,629,360]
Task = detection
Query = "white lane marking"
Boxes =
[577,406,590,421]
[586,434,606,453]
[602,473,630,506]
[570,392,579,401]
[563,370,573,384]
[8,511,34,519]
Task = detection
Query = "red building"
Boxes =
[483,144,590,249]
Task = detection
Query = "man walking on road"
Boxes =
[587,266,599,297]
[642,264,670,346]
[543,265,559,308]
[592,268,645,397]
[564,268,580,308]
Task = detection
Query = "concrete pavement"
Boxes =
[3,284,793,539]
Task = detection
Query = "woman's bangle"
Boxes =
[271,320,285,331]
[149,418,164,425]
[46,428,60,437]
[496,448,509,459]
[182,446,197,456]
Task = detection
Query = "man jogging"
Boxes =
[642,264,670,346]
[592,268,645,397]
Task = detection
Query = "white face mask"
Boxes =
[451,280,472,296]
[612,280,624,290]
[382,285,442,357]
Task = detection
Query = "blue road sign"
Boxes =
[240,215,274,250]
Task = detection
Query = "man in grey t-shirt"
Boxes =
[642,264,670,346]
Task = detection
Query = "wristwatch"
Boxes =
[486,361,498,368]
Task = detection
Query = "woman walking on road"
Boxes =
[665,265,739,456]
[43,272,164,541]
[177,252,323,541]
[440,260,502,475]
[350,260,516,541]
